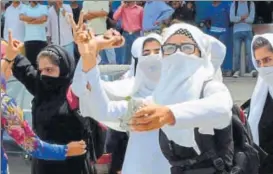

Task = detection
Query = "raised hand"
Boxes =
[96,28,125,50]
[69,11,98,58]
[66,140,87,157]
[69,11,124,51]
[6,30,24,61]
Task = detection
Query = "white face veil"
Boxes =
[103,34,162,99]
[248,34,273,145]
[152,23,214,148]
[131,33,163,98]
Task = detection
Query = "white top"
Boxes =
[20,4,48,42]
[72,64,232,174]
[82,1,109,35]
[47,5,74,46]
[72,61,170,174]
[4,3,26,42]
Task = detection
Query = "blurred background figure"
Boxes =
[230,1,256,78]
[3,1,25,42]
[142,1,174,35]
[113,1,143,65]
[83,1,116,65]
[170,1,195,25]
[19,1,48,68]
[70,1,82,63]
[71,1,82,24]
[47,0,75,57]
[201,1,231,76]
[136,1,146,7]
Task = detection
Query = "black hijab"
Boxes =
[37,45,75,96]
[32,45,76,135]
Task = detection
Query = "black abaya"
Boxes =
[259,94,273,174]
[12,45,91,174]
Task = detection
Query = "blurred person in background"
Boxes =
[201,1,231,76]
[255,1,273,24]
[3,1,25,42]
[230,1,256,78]
[111,0,121,12]
[170,1,195,25]
[19,1,48,68]
[113,1,143,65]
[47,0,75,57]
[136,1,146,7]
[110,1,123,64]
[83,1,116,65]
[71,1,82,24]
[143,1,174,35]
[70,1,82,62]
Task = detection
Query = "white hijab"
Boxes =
[123,37,147,79]
[152,23,214,149]
[206,34,226,82]
[103,34,162,99]
[248,33,273,145]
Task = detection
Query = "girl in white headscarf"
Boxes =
[131,23,233,174]
[103,33,162,100]
[72,33,171,174]
[248,34,273,174]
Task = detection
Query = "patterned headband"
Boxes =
[174,28,196,44]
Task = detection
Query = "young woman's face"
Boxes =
[254,46,273,67]
[162,34,201,57]
[38,56,60,77]
[142,40,161,56]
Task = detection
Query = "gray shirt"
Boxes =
[230,1,255,33]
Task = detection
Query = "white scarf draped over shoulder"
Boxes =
[248,33,273,145]
[206,34,226,82]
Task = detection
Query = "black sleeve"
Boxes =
[12,54,38,95]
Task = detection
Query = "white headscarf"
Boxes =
[152,23,214,149]
[123,37,147,78]
[206,34,226,82]
[248,33,273,145]
[103,34,162,99]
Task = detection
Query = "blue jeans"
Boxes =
[233,31,254,72]
[115,47,124,64]
[63,42,75,57]
[121,31,141,64]
[99,48,116,65]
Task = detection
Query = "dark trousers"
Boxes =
[24,41,47,68]
[105,129,128,174]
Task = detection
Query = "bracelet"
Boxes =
[2,58,14,64]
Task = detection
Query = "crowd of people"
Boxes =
[1,1,273,174]
[2,1,272,78]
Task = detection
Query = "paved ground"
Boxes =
[224,77,257,105]
[7,77,258,174]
